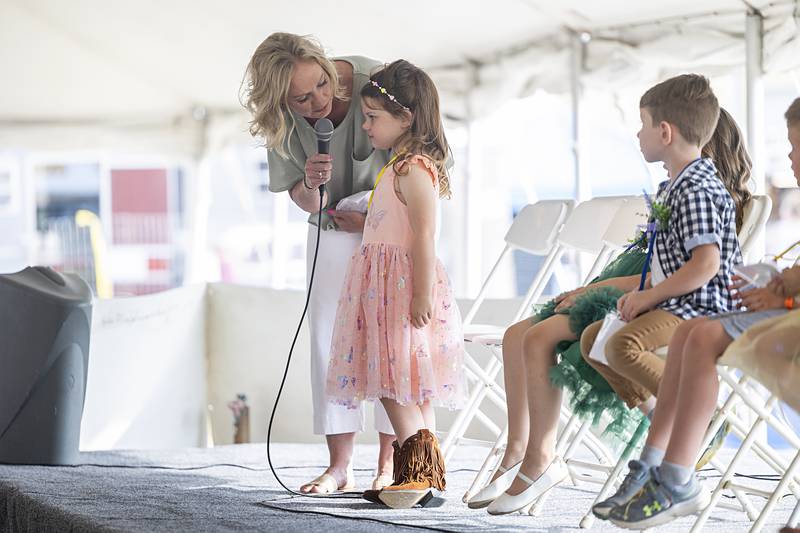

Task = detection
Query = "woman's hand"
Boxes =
[411,294,433,329]
[554,287,585,312]
[329,210,366,233]
[616,289,657,322]
[304,154,333,190]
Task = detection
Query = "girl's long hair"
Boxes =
[702,107,752,232]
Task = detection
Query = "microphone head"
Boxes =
[314,118,334,143]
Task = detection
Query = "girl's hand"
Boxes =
[329,210,366,233]
[554,287,585,312]
[768,265,800,298]
[768,275,786,298]
[304,154,333,190]
[730,273,755,305]
[729,274,751,293]
[411,294,433,329]
[616,289,656,322]
[739,287,785,311]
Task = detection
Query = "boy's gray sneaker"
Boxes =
[609,467,710,529]
[592,460,650,519]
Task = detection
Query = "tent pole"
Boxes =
[570,31,589,202]
[463,61,481,296]
[744,11,768,447]
[745,9,766,194]
[186,109,212,284]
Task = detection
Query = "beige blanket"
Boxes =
[719,309,800,413]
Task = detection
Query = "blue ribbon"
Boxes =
[639,222,656,291]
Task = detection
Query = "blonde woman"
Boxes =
[242,32,394,494]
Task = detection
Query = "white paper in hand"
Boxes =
[733,262,779,288]
[334,190,371,213]
[588,311,627,365]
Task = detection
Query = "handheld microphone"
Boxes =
[314,118,334,196]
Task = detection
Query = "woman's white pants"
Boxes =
[306,225,393,435]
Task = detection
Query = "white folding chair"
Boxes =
[454,197,635,501]
[440,199,574,459]
[738,195,773,264]
[461,199,575,340]
[686,366,800,532]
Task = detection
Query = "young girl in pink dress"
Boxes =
[325,59,466,508]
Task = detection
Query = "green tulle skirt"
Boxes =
[532,248,649,443]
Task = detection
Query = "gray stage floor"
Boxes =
[0,443,795,532]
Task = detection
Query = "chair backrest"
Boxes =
[601,196,648,249]
[505,199,575,255]
[462,199,574,326]
[738,195,772,264]
[557,196,627,253]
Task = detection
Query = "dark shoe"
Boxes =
[609,467,709,529]
[592,460,650,520]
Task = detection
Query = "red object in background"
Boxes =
[148,257,170,271]
[111,168,169,244]
[111,168,168,213]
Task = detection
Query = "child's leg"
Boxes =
[580,320,654,408]
[495,318,535,476]
[604,319,733,526]
[377,432,396,477]
[663,319,732,470]
[646,317,708,452]
[584,312,685,508]
[380,398,427,446]
[419,400,435,433]
[507,314,575,494]
[604,310,684,401]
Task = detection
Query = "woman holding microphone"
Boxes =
[242,32,394,493]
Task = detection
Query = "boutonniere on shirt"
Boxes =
[643,189,671,232]
[628,189,671,250]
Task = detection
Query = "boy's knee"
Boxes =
[605,331,641,369]
[685,320,729,358]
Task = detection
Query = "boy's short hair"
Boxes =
[786,98,800,128]
[640,74,720,147]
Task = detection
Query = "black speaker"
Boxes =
[0,266,92,465]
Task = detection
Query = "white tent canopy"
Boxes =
[0,0,798,154]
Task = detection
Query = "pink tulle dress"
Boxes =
[325,155,467,410]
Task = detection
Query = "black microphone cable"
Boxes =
[265,185,362,500]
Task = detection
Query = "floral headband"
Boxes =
[369,80,410,111]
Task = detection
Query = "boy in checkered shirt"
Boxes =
[605,98,800,529]
[582,74,743,526]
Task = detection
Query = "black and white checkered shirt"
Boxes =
[652,158,742,320]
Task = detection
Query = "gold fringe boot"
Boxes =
[378,429,445,509]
